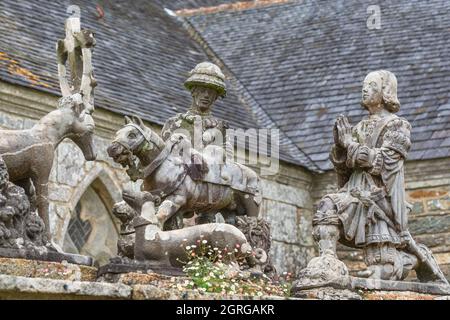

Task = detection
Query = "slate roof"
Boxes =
[185,0,450,170]
[1,0,450,172]
[0,0,314,169]
[0,0,257,127]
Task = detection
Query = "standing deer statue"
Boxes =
[0,93,96,242]
[0,9,97,245]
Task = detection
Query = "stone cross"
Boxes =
[56,8,97,112]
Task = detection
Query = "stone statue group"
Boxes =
[0,12,447,289]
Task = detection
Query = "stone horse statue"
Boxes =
[107,116,261,230]
[0,93,96,241]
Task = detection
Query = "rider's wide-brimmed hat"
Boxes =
[184,62,227,98]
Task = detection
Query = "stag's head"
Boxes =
[58,93,96,161]
[107,116,164,167]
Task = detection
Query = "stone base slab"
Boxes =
[0,257,97,282]
[0,271,448,300]
[292,276,450,298]
[294,286,448,300]
[0,247,93,266]
[0,274,289,300]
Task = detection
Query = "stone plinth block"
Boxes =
[292,275,450,299]
[0,257,96,282]
[97,258,185,282]
[0,274,131,300]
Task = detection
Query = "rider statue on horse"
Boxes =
[107,62,261,231]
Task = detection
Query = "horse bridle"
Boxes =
[113,123,163,155]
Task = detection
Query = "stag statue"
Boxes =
[0,9,97,246]
[0,94,96,241]
[107,116,261,231]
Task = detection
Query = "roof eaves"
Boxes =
[174,0,294,17]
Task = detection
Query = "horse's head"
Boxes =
[58,94,97,161]
[107,116,164,167]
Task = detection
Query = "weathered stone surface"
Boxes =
[22,118,37,130]
[0,113,24,130]
[294,287,361,300]
[93,136,120,164]
[132,284,181,300]
[0,274,131,299]
[48,203,71,246]
[131,284,290,300]
[262,200,298,243]
[0,257,96,281]
[270,241,315,275]
[293,274,450,296]
[57,141,86,187]
[362,290,438,300]
[115,272,178,286]
[409,215,450,235]
[415,233,449,248]
[261,179,311,208]
[48,183,73,202]
[426,196,450,212]
[98,259,185,279]
[297,209,314,246]
[350,277,450,295]
[410,201,425,215]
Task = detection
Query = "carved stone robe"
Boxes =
[324,113,411,249]
[161,110,229,150]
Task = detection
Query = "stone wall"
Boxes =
[312,158,450,281]
[258,163,316,274]
[0,81,316,273]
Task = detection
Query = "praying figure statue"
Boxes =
[311,70,448,283]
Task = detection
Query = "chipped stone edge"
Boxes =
[0,274,131,299]
[293,276,450,296]
[0,274,296,300]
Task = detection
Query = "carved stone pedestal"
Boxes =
[292,274,450,300]
[97,257,184,283]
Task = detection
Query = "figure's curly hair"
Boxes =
[376,70,401,113]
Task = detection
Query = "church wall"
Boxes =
[257,163,316,275]
[0,81,317,273]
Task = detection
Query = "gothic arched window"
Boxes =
[63,179,119,266]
